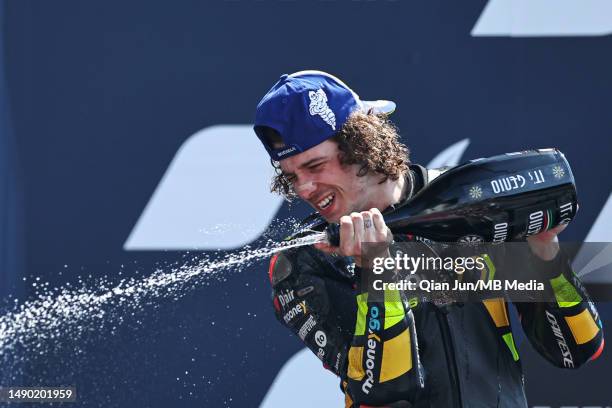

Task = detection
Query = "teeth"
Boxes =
[317,194,334,210]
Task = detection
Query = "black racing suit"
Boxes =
[268,164,605,407]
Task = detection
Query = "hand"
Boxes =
[526,224,567,261]
[314,208,393,267]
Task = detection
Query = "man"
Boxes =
[253,71,604,407]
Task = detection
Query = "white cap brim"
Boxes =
[360,99,396,115]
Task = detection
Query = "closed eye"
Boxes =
[307,161,325,171]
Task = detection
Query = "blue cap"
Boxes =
[254,70,395,161]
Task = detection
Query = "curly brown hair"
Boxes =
[270,112,410,200]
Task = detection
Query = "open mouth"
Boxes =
[316,193,335,211]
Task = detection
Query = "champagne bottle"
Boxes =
[326,148,577,246]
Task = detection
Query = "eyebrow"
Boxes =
[300,157,326,168]
[282,157,327,177]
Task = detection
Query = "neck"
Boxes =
[368,171,409,211]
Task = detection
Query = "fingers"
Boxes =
[351,212,365,248]
[313,209,392,261]
[527,223,567,245]
[550,224,568,235]
[371,207,385,231]
[370,208,391,243]
[340,215,357,256]
[361,211,376,244]
[337,210,389,254]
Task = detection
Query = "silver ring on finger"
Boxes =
[364,218,373,229]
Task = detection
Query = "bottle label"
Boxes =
[464,163,570,202]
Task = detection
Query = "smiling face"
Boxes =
[279,140,381,223]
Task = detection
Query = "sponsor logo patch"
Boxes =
[314,330,327,347]
[492,222,509,243]
[545,310,575,368]
[298,315,317,341]
[277,289,295,308]
[362,306,381,395]
[308,89,336,130]
[559,202,573,225]
[283,301,307,324]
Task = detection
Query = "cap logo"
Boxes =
[308,89,336,131]
[276,146,297,158]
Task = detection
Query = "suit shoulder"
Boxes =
[268,251,295,287]
[269,244,329,287]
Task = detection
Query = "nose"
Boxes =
[294,180,317,199]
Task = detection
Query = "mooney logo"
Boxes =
[362,306,381,395]
[283,301,307,324]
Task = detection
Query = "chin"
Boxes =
[323,216,339,224]
[313,208,335,223]
[322,208,345,224]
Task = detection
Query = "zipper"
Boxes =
[436,308,463,407]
